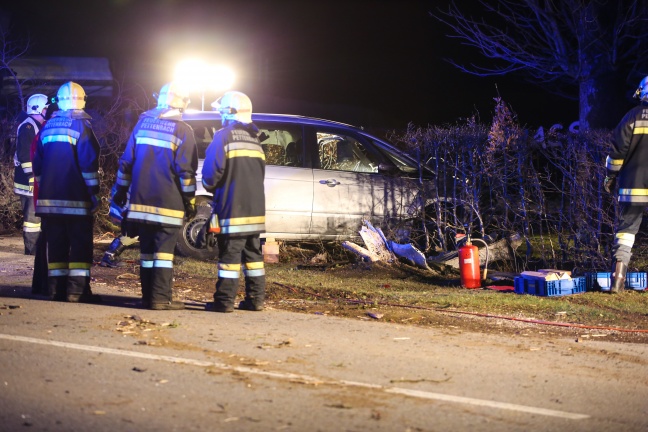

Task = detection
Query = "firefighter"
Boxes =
[604,75,648,293]
[14,93,47,255]
[202,91,266,313]
[112,82,197,310]
[32,82,101,302]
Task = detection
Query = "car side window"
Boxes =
[189,120,220,159]
[256,123,304,167]
[317,131,379,173]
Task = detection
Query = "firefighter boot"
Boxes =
[610,261,627,294]
[100,238,127,268]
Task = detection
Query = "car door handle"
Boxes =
[319,179,341,187]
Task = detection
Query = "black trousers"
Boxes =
[138,225,180,305]
[44,216,93,298]
[214,235,266,306]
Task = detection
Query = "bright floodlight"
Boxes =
[174,60,235,92]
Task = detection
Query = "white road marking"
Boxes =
[0,333,589,420]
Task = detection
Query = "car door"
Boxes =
[310,126,420,238]
[255,122,313,237]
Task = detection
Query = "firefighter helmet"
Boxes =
[155,82,190,110]
[212,91,252,124]
[634,76,648,102]
[56,82,87,110]
[26,94,48,115]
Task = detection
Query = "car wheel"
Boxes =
[175,196,218,260]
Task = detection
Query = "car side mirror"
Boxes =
[377,163,401,175]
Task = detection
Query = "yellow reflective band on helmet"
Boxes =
[245,261,264,270]
[218,263,241,271]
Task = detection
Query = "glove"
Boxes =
[604,175,617,194]
[28,177,34,194]
[184,198,197,220]
[195,223,217,251]
[113,187,128,207]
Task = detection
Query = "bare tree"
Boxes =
[0,24,30,107]
[434,0,648,129]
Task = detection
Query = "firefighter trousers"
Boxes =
[44,216,94,299]
[612,203,645,266]
[20,195,41,255]
[138,225,180,306]
[214,235,266,308]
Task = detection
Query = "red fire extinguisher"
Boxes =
[459,235,481,289]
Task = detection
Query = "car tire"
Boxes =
[175,196,218,260]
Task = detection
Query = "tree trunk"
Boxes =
[579,72,632,130]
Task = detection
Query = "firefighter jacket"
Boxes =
[32,110,100,217]
[201,121,266,236]
[606,103,648,204]
[116,108,197,228]
[14,115,41,196]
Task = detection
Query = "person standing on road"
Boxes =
[32,82,101,303]
[14,93,47,255]
[202,91,266,313]
[604,75,648,293]
[30,102,59,296]
[112,82,197,310]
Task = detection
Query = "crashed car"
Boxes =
[176,111,434,259]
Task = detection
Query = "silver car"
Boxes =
[176,111,433,259]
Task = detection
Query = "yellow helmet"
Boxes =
[56,81,86,110]
[156,82,190,110]
[26,94,48,115]
[212,91,252,123]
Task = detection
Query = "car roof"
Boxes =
[181,110,361,130]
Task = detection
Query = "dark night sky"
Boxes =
[2,0,580,130]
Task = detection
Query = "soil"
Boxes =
[3,234,647,345]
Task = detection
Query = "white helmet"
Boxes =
[212,91,252,124]
[26,94,48,115]
[56,81,86,110]
[155,82,190,110]
[634,76,648,102]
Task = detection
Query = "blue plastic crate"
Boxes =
[584,272,647,292]
[514,276,586,297]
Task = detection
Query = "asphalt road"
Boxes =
[0,235,647,432]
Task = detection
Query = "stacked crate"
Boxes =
[584,272,647,292]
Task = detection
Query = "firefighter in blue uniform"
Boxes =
[32,82,101,302]
[14,93,47,255]
[112,82,197,310]
[202,91,266,313]
[605,75,648,293]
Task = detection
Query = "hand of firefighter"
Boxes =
[113,187,128,207]
[604,175,617,194]
[184,197,197,220]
